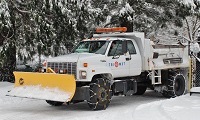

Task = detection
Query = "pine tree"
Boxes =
[90,0,186,35]
[0,0,106,67]
[1,0,198,83]
[177,0,200,41]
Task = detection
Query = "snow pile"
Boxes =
[0,82,27,104]
[7,85,71,102]
[190,87,200,93]
[133,94,200,120]
[1,82,200,120]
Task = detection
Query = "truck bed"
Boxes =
[143,40,189,70]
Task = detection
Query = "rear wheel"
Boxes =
[87,78,112,110]
[134,85,147,95]
[162,72,186,98]
[46,100,64,106]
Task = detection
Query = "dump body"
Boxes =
[142,39,189,71]
[93,32,190,72]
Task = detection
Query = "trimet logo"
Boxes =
[108,61,126,67]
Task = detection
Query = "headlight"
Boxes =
[42,69,45,72]
[80,71,87,79]
[59,69,64,73]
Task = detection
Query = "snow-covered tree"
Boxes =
[90,0,186,36]
[179,0,200,41]
[0,0,198,77]
[0,0,106,66]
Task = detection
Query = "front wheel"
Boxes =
[87,78,112,110]
[162,72,186,98]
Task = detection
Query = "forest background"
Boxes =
[0,0,200,81]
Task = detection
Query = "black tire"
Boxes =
[46,100,64,106]
[148,85,154,90]
[162,72,186,98]
[134,86,147,95]
[87,78,112,110]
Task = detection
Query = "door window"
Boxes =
[127,40,136,54]
[108,40,123,56]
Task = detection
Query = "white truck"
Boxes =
[9,27,192,110]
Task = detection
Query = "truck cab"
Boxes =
[68,37,142,81]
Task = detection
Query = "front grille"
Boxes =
[47,62,77,77]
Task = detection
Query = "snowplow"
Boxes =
[8,27,200,110]
[8,68,76,102]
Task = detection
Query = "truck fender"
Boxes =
[87,65,113,81]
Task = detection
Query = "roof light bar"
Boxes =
[96,27,127,33]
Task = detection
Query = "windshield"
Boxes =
[72,41,109,55]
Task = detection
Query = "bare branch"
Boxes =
[9,0,31,14]
[16,0,32,6]
[193,24,200,36]
[192,16,198,32]
[185,18,192,41]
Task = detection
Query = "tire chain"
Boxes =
[164,71,185,98]
[87,78,112,110]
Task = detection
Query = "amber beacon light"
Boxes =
[96,27,127,33]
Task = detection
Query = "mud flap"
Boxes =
[7,72,76,102]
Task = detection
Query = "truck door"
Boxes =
[126,40,142,76]
[106,40,130,77]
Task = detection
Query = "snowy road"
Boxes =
[0,82,199,120]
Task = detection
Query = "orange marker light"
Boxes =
[96,27,127,33]
[83,63,88,67]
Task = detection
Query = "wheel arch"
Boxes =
[80,64,113,82]
[91,73,113,83]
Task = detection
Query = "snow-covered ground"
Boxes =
[0,82,200,120]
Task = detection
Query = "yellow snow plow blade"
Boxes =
[7,71,76,102]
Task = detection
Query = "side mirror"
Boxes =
[122,40,127,53]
